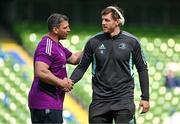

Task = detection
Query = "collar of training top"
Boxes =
[105,30,122,39]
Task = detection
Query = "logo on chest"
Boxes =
[98,44,106,54]
[118,43,127,49]
[60,53,64,57]
[98,44,106,50]
[58,50,64,57]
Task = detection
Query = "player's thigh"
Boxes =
[89,101,113,123]
[30,108,63,124]
[44,109,63,123]
[114,109,136,124]
[30,108,45,123]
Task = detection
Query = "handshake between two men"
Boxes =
[61,77,74,92]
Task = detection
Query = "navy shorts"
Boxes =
[89,99,136,124]
[30,108,63,124]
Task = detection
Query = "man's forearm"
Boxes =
[74,51,82,64]
[36,68,64,87]
[139,69,149,101]
[70,64,87,83]
[68,51,82,65]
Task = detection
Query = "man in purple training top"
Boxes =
[28,13,81,124]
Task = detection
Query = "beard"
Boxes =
[58,34,67,40]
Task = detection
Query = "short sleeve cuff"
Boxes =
[35,54,52,65]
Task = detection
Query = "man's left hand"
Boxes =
[139,100,150,114]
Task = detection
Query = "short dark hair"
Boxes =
[47,13,69,32]
[101,6,124,20]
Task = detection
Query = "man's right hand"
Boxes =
[61,77,74,92]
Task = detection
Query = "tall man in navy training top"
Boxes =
[70,6,150,124]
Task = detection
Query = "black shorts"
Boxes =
[30,108,63,124]
[89,99,136,124]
